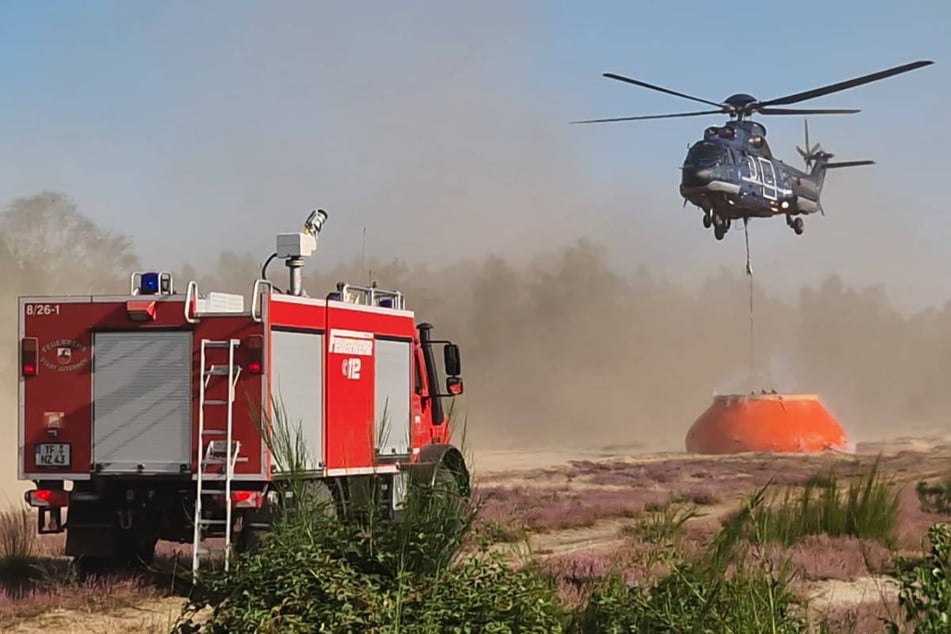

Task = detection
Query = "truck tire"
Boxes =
[235,480,338,555]
[73,536,156,578]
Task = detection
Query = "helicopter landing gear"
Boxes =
[786,214,804,235]
[711,214,730,240]
[702,211,712,229]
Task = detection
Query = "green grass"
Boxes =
[574,488,807,634]
[749,457,902,549]
[621,501,699,546]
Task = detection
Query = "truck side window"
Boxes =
[414,351,424,395]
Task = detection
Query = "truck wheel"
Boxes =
[235,480,338,555]
[300,480,339,519]
[235,514,266,555]
[74,555,115,579]
[72,534,156,577]
[434,452,470,499]
[430,460,469,521]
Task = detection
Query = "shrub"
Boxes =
[0,507,41,597]
[887,522,951,633]
[174,400,567,632]
[916,464,951,515]
[174,469,570,632]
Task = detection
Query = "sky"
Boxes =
[0,0,947,312]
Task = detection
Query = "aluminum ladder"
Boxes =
[192,338,243,578]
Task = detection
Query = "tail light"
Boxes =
[245,335,264,373]
[126,299,157,321]
[24,489,69,508]
[230,490,263,509]
[21,337,38,376]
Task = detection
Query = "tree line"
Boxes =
[3,191,948,449]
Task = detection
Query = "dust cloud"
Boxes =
[3,191,951,502]
[0,4,948,503]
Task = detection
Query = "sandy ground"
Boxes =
[5,598,184,634]
[5,429,951,633]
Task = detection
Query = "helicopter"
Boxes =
[573,60,934,240]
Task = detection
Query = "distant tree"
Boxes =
[0,191,138,294]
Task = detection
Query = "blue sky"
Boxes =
[0,1,947,311]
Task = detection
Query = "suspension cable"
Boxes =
[743,218,755,391]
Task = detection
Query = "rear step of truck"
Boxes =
[192,339,243,578]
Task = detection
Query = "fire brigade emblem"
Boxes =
[40,339,89,372]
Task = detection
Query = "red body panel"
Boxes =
[19,296,265,480]
[188,316,266,477]
[264,294,434,472]
[20,299,96,479]
[324,328,376,470]
[19,289,451,484]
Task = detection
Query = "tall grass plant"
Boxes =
[750,457,901,548]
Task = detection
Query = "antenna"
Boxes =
[362,226,368,286]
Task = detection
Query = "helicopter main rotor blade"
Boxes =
[758,107,861,115]
[571,109,724,124]
[602,73,726,109]
[756,60,933,107]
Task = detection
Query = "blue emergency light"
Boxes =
[139,272,160,295]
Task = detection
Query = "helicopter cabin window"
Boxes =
[746,156,758,180]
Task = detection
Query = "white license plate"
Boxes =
[35,443,70,468]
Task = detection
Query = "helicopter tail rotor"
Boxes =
[795,119,823,169]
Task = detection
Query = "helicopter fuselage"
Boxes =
[679,120,822,228]
[574,59,931,241]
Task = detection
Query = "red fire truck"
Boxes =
[18,210,469,575]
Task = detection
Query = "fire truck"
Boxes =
[17,210,469,575]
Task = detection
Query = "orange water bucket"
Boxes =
[685,393,849,454]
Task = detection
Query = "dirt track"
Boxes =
[6,432,951,633]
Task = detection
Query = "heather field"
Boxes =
[3,438,951,632]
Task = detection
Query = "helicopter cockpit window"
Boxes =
[686,141,727,165]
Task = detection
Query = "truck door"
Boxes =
[92,330,192,473]
[374,338,412,456]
